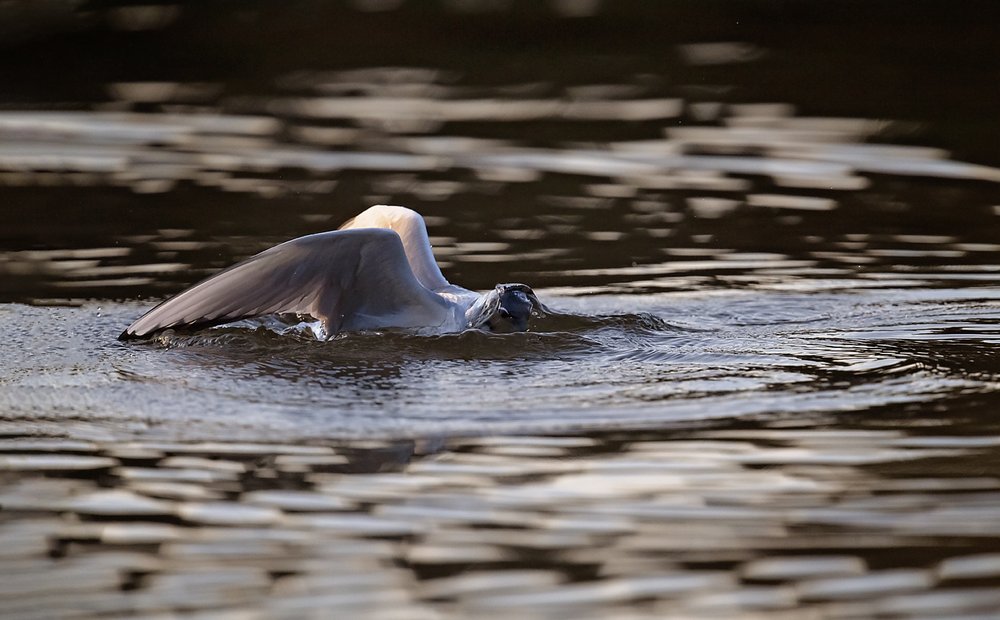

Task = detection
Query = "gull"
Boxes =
[119,205,545,340]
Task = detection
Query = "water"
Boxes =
[5,286,1000,441]
[2,3,1000,618]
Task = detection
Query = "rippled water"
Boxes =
[4,284,1000,441]
[2,3,1000,618]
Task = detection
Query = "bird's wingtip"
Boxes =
[117,328,138,341]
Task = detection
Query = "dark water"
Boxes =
[5,286,1000,442]
[2,2,1000,618]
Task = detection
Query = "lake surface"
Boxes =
[2,2,1000,618]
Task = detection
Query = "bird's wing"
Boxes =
[119,228,453,340]
[338,205,450,291]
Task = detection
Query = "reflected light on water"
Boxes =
[2,5,1000,618]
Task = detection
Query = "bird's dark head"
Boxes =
[485,283,543,333]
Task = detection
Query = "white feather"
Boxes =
[120,205,528,340]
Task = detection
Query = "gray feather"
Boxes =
[120,228,451,340]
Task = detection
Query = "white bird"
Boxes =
[119,205,545,340]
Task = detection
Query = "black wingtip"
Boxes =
[117,329,137,341]
[117,316,254,342]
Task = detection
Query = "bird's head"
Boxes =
[468,283,545,333]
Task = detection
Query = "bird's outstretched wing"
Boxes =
[119,228,453,340]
